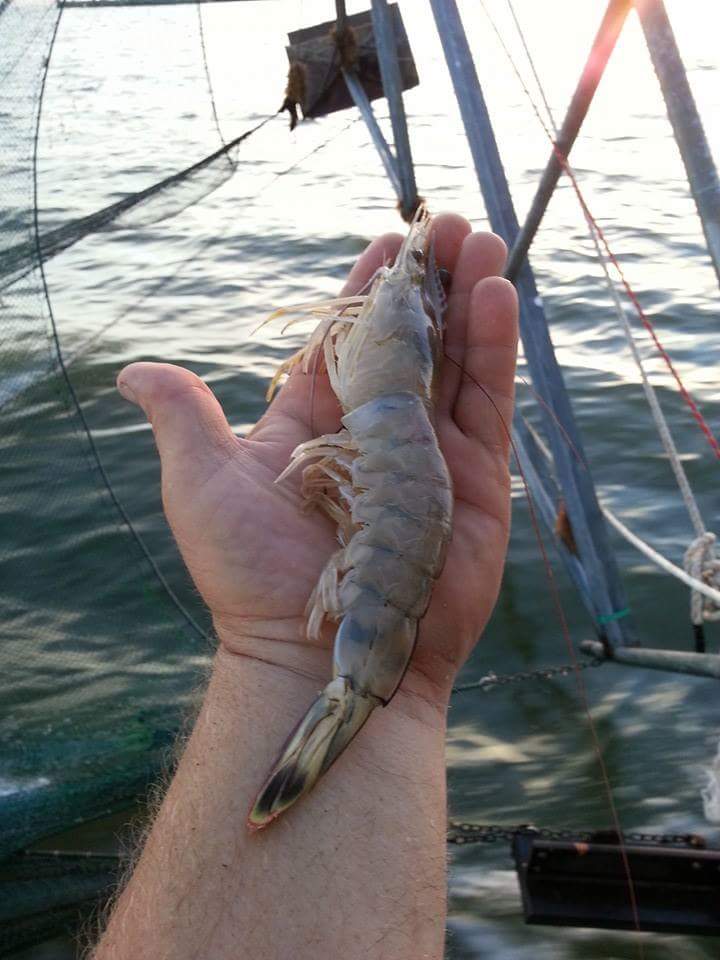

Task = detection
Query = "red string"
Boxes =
[517,376,587,469]
[549,142,720,460]
[446,351,645,946]
[479,0,720,461]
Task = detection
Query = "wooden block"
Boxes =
[285,5,418,121]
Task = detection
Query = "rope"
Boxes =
[197,3,229,152]
[567,175,720,628]
[522,416,720,612]
[2,112,280,289]
[685,533,720,625]
[603,508,720,608]
[491,0,720,627]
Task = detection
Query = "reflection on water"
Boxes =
[3,0,720,956]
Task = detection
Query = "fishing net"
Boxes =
[0,0,277,950]
[0,113,277,294]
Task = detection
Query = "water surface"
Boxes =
[5,0,720,955]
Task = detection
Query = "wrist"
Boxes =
[100,627,450,960]
[211,625,451,732]
[206,643,449,838]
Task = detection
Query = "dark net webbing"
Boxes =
[0,852,120,954]
[0,111,276,293]
[0,0,261,948]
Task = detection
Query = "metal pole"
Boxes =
[335,0,347,29]
[513,418,595,615]
[505,0,632,282]
[581,640,720,680]
[342,68,402,199]
[635,0,720,287]
[429,0,636,649]
[370,0,419,219]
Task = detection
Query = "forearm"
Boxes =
[94,644,450,960]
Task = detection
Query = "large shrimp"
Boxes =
[248,205,452,830]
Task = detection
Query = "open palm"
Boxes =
[117,213,518,704]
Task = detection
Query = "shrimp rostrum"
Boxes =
[248,205,452,830]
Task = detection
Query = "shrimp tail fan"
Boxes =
[247,677,377,830]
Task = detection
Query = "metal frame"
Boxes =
[505,0,632,282]
[429,0,636,650]
[342,0,720,678]
[369,0,418,218]
[636,0,720,287]
[337,0,419,218]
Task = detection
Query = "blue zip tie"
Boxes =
[597,607,630,625]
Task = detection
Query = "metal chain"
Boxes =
[452,656,604,694]
[447,821,712,848]
[449,662,716,847]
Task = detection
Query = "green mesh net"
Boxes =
[0,1,250,950]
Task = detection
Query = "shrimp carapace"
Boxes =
[249,205,452,830]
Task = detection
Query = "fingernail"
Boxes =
[117,378,137,405]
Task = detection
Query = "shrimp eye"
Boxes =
[411,249,424,264]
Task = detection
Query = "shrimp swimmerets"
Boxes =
[248,205,452,830]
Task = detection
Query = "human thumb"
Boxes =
[117,362,237,485]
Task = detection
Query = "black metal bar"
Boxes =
[504,0,632,283]
[514,832,720,935]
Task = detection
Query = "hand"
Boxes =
[98,217,518,960]
[116,213,518,708]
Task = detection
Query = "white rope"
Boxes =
[522,416,720,611]
[501,1,719,624]
[573,169,719,625]
[602,509,720,609]
[586,236,706,534]
[580,215,720,625]
[523,418,720,604]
